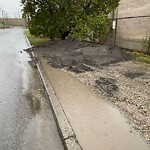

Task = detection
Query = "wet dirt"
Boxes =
[32,39,131,73]
[124,71,145,79]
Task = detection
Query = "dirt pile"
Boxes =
[33,39,132,73]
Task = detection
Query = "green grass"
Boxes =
[24,29,49,46]
[128,51,150,64]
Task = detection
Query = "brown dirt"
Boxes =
[32,39,131,73]
[31,39,150,144]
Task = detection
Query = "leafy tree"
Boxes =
[21,0,120,42]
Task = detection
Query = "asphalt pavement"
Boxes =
[0,27,63,150]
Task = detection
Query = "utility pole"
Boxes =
[0,8,10,28]
[2,9,5,28]
[0,8,2,27]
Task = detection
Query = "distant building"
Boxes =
[116,0,150,51]
[0,18,26,28]
[8,18,26,27]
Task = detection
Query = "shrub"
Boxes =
[21,0,120,43]
[143,35,150,54]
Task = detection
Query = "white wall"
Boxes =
[116,0,150,51]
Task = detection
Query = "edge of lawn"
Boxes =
[127,51,150,64]
[24,29,49,46]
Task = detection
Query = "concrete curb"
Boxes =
[24,34,82,150]
[36,61,82,150]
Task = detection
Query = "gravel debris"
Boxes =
[69,61,150,144]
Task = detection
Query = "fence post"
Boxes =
[111,8,118,46]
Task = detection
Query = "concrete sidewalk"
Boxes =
[34,51,149,150]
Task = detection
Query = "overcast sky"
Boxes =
[0,0,22,18]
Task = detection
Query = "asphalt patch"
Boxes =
[95,77,119,96]
[124,71,145,79]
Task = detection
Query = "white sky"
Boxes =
[0,0,22,18]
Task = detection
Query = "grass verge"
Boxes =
[24,29,49,46]
[128,51,150,64]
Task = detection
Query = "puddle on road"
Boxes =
[25,92,41,116]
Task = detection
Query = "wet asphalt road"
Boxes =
[0,27,63,150]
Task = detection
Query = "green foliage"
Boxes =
[25,29,49,46]
[128,51,150,64]
[71,15,111,43]
[21,0,120,42]
[143,35,150,54]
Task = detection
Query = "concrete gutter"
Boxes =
[24,34,82,150]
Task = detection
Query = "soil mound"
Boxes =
[33,39,132,73]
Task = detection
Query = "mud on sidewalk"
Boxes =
[31,39,150,144]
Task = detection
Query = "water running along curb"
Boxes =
[24,34,82,150]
